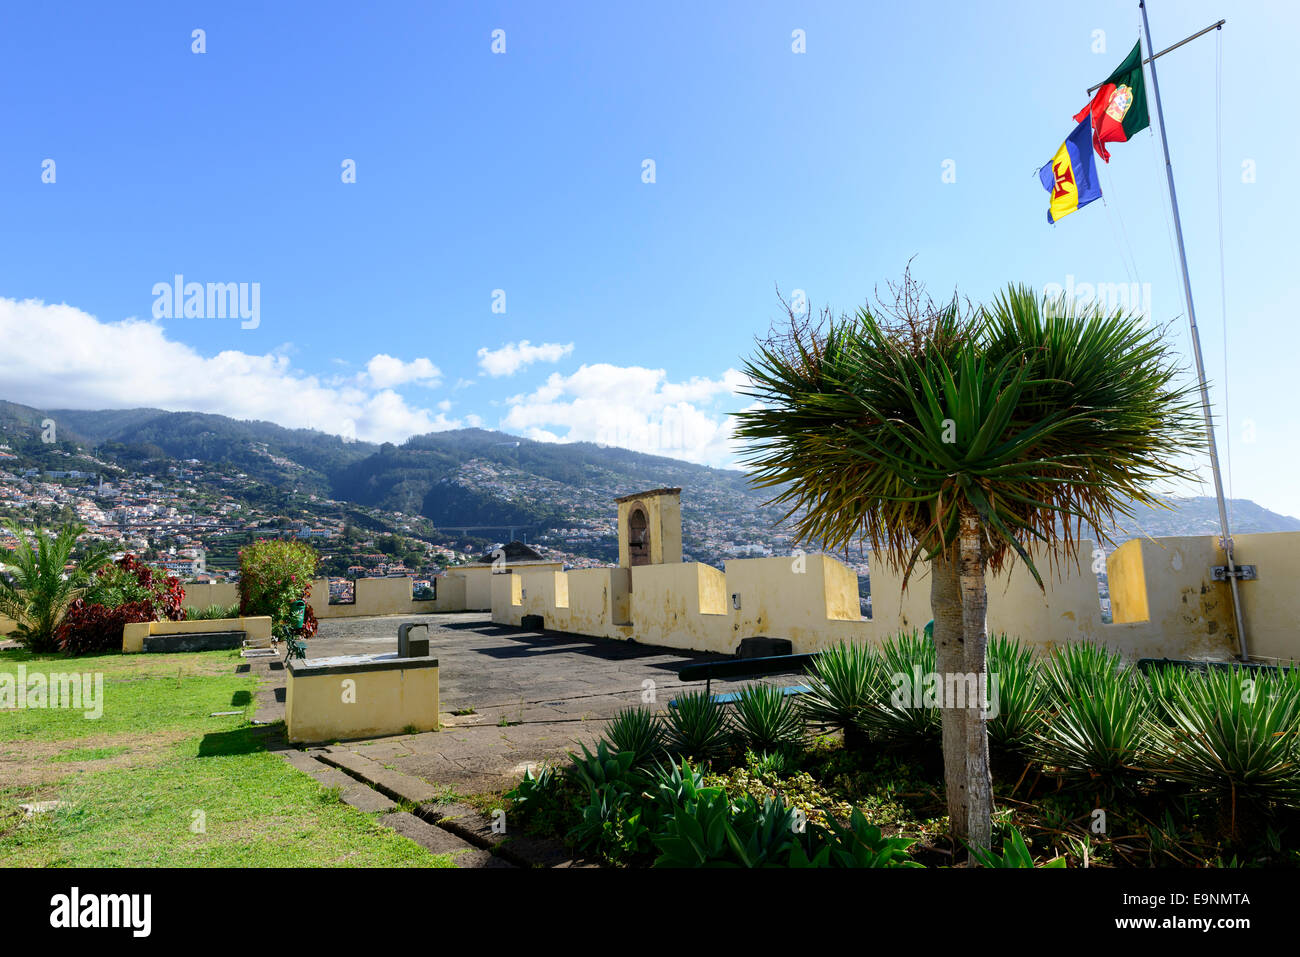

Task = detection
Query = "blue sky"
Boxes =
[1,1,1296,518]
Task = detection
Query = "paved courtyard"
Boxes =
[295,613,731,794]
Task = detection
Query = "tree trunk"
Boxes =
[930,547,969,841]
[959,508,994,856]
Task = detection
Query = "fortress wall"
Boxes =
[481,533,1300,663]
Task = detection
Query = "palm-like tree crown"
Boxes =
[0,522,113,651]
[735,283,1205,586]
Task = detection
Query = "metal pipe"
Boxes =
[1088,18,1226,94]
[1139,1,1248,659]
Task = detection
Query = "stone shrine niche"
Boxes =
[615,487,683,568]
[628,505,650,566]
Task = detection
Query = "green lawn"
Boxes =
[0,648,454,867]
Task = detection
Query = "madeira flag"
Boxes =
[1074,41,1151,162]
[1039,117,1102,224]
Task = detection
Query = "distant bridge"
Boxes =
[433,523,536,542]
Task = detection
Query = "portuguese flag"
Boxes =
[1074,41,1150,162]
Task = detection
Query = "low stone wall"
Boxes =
[122,616,273,653]
[285,653,440,743]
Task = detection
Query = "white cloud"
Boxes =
[0,298,458,444]
[497,363,747,467]
[477,340,574,377]
[364,353,442,388]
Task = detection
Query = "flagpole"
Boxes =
[1138,1,1248,659]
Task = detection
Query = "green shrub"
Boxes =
[186,603,241,621]
[567,784,652,862]
[966,826,1065,868]
[567,739,644,794]
[858,630,941,744]
[605,706,666,767]
[796,807,923,868]
[665,691,732,763]
[1041,641,1123,704]
[238,539,319,655]
[732,683,807,754]
[1036,646,1148,792]
[986,633,1046,754]
[800,641,882,739]
[651,787,802,868]
[1144,667,1300,822]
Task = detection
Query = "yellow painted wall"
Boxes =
[286,660,440,743]
[1221,532,1299,664]
[484,534,1300,663]
[180,582,241,609]
[1107,539,1149,625]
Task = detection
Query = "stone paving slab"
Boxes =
[317,747,442,804]
[382,811,514,867]
[280,750,397,812]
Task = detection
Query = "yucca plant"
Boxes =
[800,641,883,746]
[1141,662,1196,725]
[604,706,666,767]
[732,683,807,755]
[1041,641,1124,706]
[857,630,941,745]
[186,602,241,621]
[665,691,732,764]
[986,633,1046,755]
[1036,650,1149,793]
[734,274,1204,849]
[0,521,113,652]
[1144,667,1300,832]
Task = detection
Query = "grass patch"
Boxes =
[0,648,253,742]
[0,648,455,868]
[52,745,131,763]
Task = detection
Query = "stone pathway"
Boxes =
[257,613,728,867]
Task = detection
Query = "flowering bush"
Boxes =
[58,599,156,656]
[84,555,186,621]
[239,539,318,652]
[54,555,186,656]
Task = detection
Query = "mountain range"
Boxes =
[2,400,1296,550]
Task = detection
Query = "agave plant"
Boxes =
[800,641,883,745]
[567,739,643,793]
[966,826,1066,868]
[604,706,667,767]
[664,691,732,764]
[986,633,1046,754]
[857,630,941,745]
[1036,648,1149,792]
[1144,667,1300,825]
[797,807,923,868]
[732,683,807,754]
[652,787,801,868]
